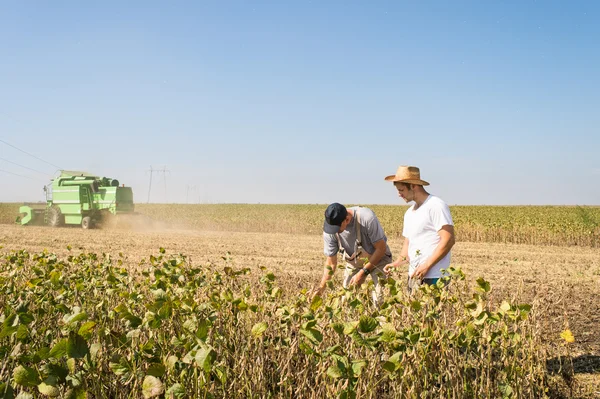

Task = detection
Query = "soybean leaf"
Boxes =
[13,365,40,387]
[358,316,378,333]
[67,333,89,359]
[194,347,216,373]
[166,383,185,398]
[49,339,68,359]
[142,376,164,399]
[251,322,268,338]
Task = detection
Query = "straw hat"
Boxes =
[384,165,429,186]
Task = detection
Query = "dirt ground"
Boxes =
[1,224,599,393]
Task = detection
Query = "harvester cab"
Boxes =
[16,170,135,229]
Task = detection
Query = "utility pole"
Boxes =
[161,166,170,203]
[186,184,198,204]
[146,166,153,204]
[146,165,170,203]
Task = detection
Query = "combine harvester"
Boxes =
[16,170,138,229]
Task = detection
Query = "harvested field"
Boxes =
[2,204,600,246]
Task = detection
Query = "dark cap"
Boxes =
[323,203,348,234]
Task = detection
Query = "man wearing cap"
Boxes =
[315,203,393,305]
[383,166,455,291]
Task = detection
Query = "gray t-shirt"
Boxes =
[323,206,392,258]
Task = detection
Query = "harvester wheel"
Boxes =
[48,206,64,227]
[81,216,93,229]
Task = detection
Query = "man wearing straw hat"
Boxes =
[383,166,455,291]
[313,202,393,306]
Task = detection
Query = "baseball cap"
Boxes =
[323,203,347,234]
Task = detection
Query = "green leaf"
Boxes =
[146,363,165,378]
[194,347,216,373]
[123,314,142,328]
[358,316,378,333]
[350,331,368,346]
[166,383,185,398]
[410,300,422,311]
[89,343,101,363]
[142,376,164,398]
[251,322,268,338]
[109,357,130,375]
[382,351,403,373]
[310,295,323,312]
[408,332,420,344]
[343,321,359,335]
[67,358,76,373]
[35,347,51,362]
[13,365,40,387]
[37,382,60,397]
[63,309,88,325]
[182,319,197,333]
[339,389,357,399]
[67,333,89,359]
[3,314,17,329]
[45,364,68,382]
[326,365,343,379]
[15,393,33,399]
[499,301,511,314]
[17,313,34,325]
[196,319,209,341]
[475,277,491,293]
[0,325,17,339]
[351,360,367,377]
[166,356,178,371]
[158,302,172,319]
[0,382,15,399]
[379,323,397,343]
[214,365,227,385]
[330,323,344,335]
[300,328,323,344]
[469,302,484,318]
[77,321,96,338]
[64,388,87,399]
[16,325,28,341]
[298,341,316,355]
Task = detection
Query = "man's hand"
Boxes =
[383,262,398,276]
[310,284,326,300]
[349,270,367,286]
[412,263,431,280]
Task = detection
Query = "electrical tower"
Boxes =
[146,166,171,203]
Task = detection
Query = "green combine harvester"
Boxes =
[16,170,135,229]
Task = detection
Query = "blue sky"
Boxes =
[1,1,598,205]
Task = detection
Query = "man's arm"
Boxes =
[313,255,338,297]
[412,225,455,280]
[349,239,387,286]
[365,239,387,272]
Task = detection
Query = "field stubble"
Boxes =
[1,203,599,247]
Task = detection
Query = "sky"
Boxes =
[1,1,599,205]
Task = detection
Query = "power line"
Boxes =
[0,157,53,177]
[0,168,46,182]
[0,138,62,170]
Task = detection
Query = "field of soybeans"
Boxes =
[0,203,599,398]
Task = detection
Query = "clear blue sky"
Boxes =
[1,1,598,205]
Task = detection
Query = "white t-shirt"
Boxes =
[402,195,454,279]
